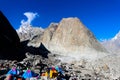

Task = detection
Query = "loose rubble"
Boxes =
[0,53,120,80]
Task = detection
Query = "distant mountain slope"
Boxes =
[16,23,44,41]
[101,31,120,53]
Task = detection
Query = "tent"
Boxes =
[22,69,36,79]
[7,67,19,76]
[55,66,63,73]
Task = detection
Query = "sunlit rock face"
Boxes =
[28,17,108,60]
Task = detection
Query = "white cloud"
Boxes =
[21,12,39,25]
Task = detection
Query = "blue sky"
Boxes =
[0,0,120,40]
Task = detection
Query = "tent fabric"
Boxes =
[55,66,63,73]
[50,69,58,78]
[7,67,18,76]
[22,69,35,79]
[50,70,53,78]
[41,72,48,77]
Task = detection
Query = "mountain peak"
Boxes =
[112,31,120,41]
[61,17,80,21]
[60,17,83,28]
[17,23,32,33]
[17,24,44,41]
[101,30,120,53]
[39,17,108,60]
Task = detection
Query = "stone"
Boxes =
[102,64,110,72]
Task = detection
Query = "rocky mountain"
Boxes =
[101,31,120,53]
[28,17,108,60]
[16,23,44,41]
[0,11,22,60]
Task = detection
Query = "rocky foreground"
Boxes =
[0,52,120,80]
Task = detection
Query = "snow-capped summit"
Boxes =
[16,23,44,41]
[101,31,120,53]
[16,12,44,41]
[17,23,32,33]
[112,31,120,41]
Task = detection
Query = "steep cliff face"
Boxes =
[49,18,106,51]
[24,17,108,60]
[0,11,22,60]
[37,17,108,59]
[41,23,58,47]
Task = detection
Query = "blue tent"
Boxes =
[7,67,18,76]
[55,66,63,73]
[22,69,36,79]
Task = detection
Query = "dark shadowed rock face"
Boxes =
[0,11,22,60]
[20,40,50,58]
[0,11,50,60]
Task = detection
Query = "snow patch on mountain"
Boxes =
[112,31,120,41]
[16,23,44,41]
[101,31,120,53]
[16,12,44,41]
